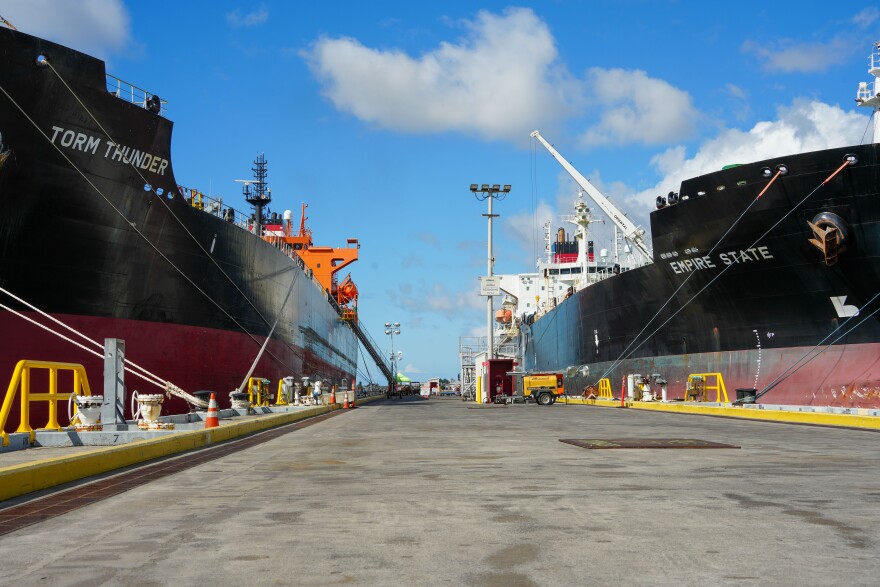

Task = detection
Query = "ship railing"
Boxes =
[178,186,255,229]
[0,360,93,447]
[858,79,879,102]
[106,74,168,117]
[176,187,331,296]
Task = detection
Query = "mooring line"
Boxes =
[597,156,856,384]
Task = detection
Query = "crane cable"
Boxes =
[598,158,854,383]
[41,59,309,372]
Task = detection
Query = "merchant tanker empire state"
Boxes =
[0,27,366,423]
[498,41,880,408]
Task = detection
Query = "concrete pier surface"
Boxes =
[1,396,878,586]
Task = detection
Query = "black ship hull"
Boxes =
[0,30,357,424]
[524,143,880,407]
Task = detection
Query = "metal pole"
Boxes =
[102,338,126,431]
[390,332,395,395]
[487,195,494,359]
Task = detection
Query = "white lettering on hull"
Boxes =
[49,125,169,176]
[668,246,774,275]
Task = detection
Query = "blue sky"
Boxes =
[4,1,878,382]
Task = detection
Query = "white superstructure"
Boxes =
[855,41,880,143]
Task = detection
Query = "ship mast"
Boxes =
[856,41,880,143]
[242,153,271,236]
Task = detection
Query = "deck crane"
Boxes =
[530,130,653,261]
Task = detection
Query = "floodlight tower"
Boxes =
[469,183,511,359]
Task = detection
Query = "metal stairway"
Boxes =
[343,316,394,386]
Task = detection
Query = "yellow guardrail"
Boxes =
[1,360,92,446]
[275,379,288,406]
[685,373,729,403]
[247,377,271,407]
[597,378,613,399]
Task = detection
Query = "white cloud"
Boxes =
[390,282,483,319]
[852,7,880,28]
[627,100,869,212]
[504,200,555,263]
[401,363,423,373]
[1,0,130,58]
[726,84,747,100]
[742,38,855,73]
[302,7,581,142]
[226,4,269,28]
[579,68,699,146]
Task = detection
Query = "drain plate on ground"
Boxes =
[560,438,740,449]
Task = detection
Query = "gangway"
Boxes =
[343,317,395,387]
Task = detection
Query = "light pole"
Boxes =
[384,322,400,395]
[470,183,511,359]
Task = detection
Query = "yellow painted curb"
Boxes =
[556,397,880,430]
[0,403,352,502]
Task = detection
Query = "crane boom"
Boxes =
[530,130,653,261]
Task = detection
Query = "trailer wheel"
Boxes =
[536,392,553,406]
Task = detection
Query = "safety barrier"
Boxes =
[597,378,613,399]
[275,379,290,406]
[248,377,271,407]
[685,373,729,403]
[1,360,92,446]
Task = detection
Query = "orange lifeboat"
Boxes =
[495,309,512,323]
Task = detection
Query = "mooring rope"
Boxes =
[42,59,307,371]
[237,274,297,393]
[597,158,854,383]
[754,290,880,400]
[595,167,783,380]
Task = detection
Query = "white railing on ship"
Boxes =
[858,79,878,102]
[106,74,168,117]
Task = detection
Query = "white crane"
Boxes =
[530,130,653,261]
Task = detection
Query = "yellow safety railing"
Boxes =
[597,378,613,399]
[1,360,92,446]
[685,373,729,403]
[275,379,288,406]
[247,377,271,407]
[189,189,204,210]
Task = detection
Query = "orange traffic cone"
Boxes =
[342,390,350,409]
[205,392,220,428]
[350,390,356,408]
[329,385,337,405]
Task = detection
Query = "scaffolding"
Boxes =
[458,335,518,398]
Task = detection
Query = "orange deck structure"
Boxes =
[263,204,360,315]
